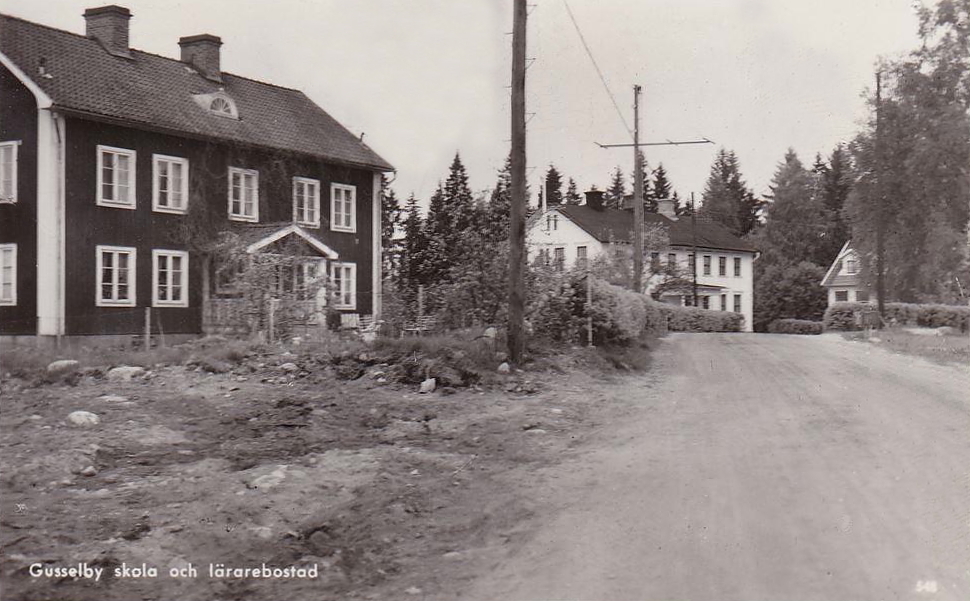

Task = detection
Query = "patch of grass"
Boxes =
[844,327,970,366]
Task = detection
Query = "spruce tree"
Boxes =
[605,166,626,209]
[652,163,672,200]
[698,149,759,237]
[544,164,564,206]
[564,178,582,205]
[380,178,403,277]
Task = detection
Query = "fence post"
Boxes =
[144,307,151,351]
[586,270,593,347]
[268,298,276,343]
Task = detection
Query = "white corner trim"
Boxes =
[0,51,53,109]
[244,224,339,259]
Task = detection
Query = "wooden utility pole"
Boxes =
[508,0,527,365]
[632,85,644,293]
[691,192,698,307]
[875,71,886,318]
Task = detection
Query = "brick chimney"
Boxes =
[179,34,223,82]
[585,189,605,211]
[84,5,132,58]
[657,198,678,220]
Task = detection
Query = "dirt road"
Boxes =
[459,333,970,601]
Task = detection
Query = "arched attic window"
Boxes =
[192,91,239,119]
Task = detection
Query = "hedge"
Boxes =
[767,319,824,335]
[658,304,744,333]
[823,302,970,332]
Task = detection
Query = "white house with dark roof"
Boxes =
[820,241,875,306]
[0,5,393,339]
[528,190,759,331]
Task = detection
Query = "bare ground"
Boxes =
[0,343,643,601]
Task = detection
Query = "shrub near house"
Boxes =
[823,302,970,332]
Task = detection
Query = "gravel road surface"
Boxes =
[461,333,970,601]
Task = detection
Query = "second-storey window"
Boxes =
[702,255,711,276]
[576,246,588,270]
[718,256,726,276]
[734,257,741,277]
[0,141,19,203]
[97,146,136,208]
[228,167,258,222]
[96,245,136,306]
[331,184,356,232]
[293,177,321,227]
[332,262,356,309]
[153,155,189,214]
[0,243,16,305]
[153,250,189,307]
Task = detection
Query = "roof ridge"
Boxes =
[0,13,306,94]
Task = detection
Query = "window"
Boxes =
[554,247,565,272]
[97,145,136,208]
[0,244,15,305]
[577,246,588,270]
[293,177,321,227]
[331,184,356,232]
[703,255,711,276]
[96,246,136,306]
[332,262,356,309]
[210,97,232,115]
[856,290,870,303]
[845,259,858,275]
[835,290,849,302]
[667,253,676,271]
[720,294,727,311]
[546,214,558,231]
[733,293,742,313]
[228,167,258,222]
[152,154,188,214]
[192,92,239,119]
[152,250,189,307]
[734,257,741,277]
[701,296,710,310]
[718,256,726,276]
[684,295,693,307]
[0,141,19,203]
[650,252,661,272]
[687,253,695,274]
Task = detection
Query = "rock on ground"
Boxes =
[67,411,100,427]
[47,360,80,377]
[419,378,436,394]
[106,366,146,382]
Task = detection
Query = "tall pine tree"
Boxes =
[564,177,582,205]
[544,164,564,206]
[605,166,626,209]
[698,149,759,237]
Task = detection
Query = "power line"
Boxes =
[562,0,632,138]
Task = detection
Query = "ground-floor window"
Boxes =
[576,246,587,270]
[153,250,189,307]
[720,294,727,311]
[0,243,15,305]
[855,290,869,302]
[835,290,849,302]
[332,262,356,309]
[733,293,741,313]
[554,247,565,272]
[701,296,710,310]
[97,245,136,306]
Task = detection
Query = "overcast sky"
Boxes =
[4,0,922,206]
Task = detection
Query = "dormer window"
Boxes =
[192,91,238,119]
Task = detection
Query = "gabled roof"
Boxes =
[242,223,338,259]
[821,240,862,288]
[0,13,393,172]
[554,204,758,254]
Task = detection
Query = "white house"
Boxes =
[527,190,759,332]
[820,241,875,306]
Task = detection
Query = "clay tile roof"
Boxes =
[0,13,393,172]
[556,204,758,253]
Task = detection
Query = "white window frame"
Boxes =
[331,261,357,309]
[330,183,356,233]
[0,243,16,306]
[96,245,136,307]
[152,154,189,214]
[0,141,20,204]
[293,177,321,228]
[152,249,189,307]
[228,167,259,223]
[96,145,136,209]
